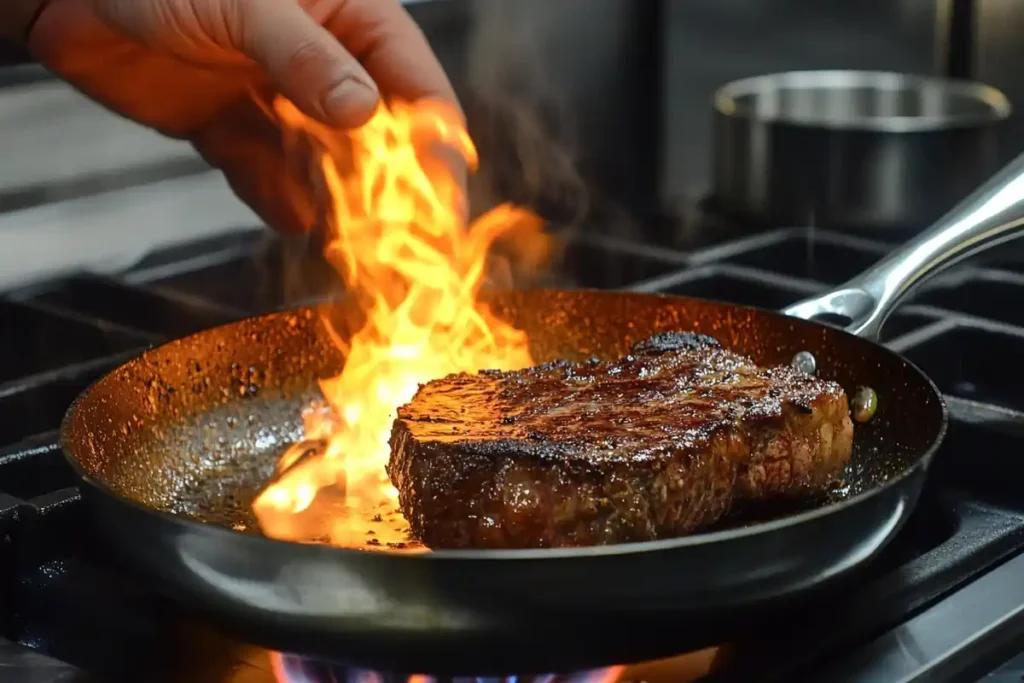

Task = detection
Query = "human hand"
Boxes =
[21,0,457,233]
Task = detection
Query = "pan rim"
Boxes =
[58,290,949,562]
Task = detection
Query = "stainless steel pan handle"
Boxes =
[784,150,1024,340]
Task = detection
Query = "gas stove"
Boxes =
[2,219,1024,683]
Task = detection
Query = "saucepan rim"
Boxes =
[714,69,1011,133]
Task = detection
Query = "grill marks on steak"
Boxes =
[387,332,854,549]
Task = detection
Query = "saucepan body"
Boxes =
[712,70,1011,231]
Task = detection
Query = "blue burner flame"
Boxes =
[272,653,618,683]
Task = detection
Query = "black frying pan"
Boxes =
[60,154,1024,674]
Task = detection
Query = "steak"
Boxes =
[387,332,854,549]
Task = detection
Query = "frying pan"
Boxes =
[61,151,1024,675]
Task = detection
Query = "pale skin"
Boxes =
[0,0,459,233]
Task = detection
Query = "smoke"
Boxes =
[462,0,589,232]
[457,0,592,288]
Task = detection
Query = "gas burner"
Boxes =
[270,653,623,683]
[267,648,726,683]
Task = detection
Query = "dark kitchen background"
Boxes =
[4,0,1023,230]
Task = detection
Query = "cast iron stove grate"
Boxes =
[2,226,1024,682]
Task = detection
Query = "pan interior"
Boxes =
[62,290,944,538]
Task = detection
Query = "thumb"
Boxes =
[234,0,380,128]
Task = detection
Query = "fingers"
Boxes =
[210,0,466,236]
[238,0,457,121]
[314,0,458,110]
[314,0,466,196]
[232,0,381,128]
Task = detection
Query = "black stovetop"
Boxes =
[2,220,1024,683]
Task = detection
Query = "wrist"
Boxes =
[0,0,47,45]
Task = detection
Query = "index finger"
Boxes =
[307,0,458,110]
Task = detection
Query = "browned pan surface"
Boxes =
[62,289,944,538]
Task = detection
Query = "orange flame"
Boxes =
[252,97,546,550]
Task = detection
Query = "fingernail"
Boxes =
[324,77,380,128]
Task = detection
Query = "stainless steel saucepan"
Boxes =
[713,69,1011,232]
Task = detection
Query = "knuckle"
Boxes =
[284,38,329,76]
[193,0,245,48]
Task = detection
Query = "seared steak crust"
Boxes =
[387,332,854,549]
